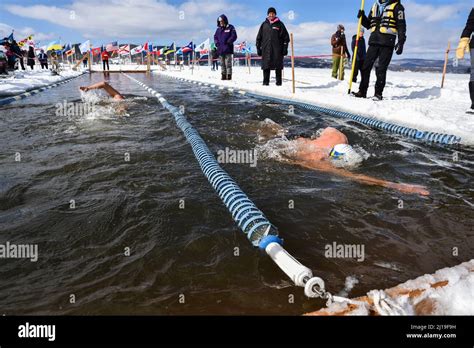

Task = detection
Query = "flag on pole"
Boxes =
[156,45,168,56]
[66,48,75,56]
[106,41,118,52]
[164,42,175,55]
[18,35,34,47]
[79,40,91,53]
[196,38,210,55]
[235,41,247,53]
[47,40,63,51]
[0,33,14,45]
[143,42,153,52]
[90,47,101,56]
[130,45,143,55]
[181,42,194,54]
[118,44,130,55]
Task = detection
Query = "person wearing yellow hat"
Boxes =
[456,8,474,114]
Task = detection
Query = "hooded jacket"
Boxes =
[214,14,238,56]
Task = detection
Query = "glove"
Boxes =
[456,37,470,60]
[282,47,288,56]
[257,48,262,56]
[357,10,365,18]
[395,42,404,55]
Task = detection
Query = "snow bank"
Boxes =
[156,66,474,146]
[0,67,84,97]
[306,259,474,315]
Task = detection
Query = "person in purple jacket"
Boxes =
[214,14,237,80]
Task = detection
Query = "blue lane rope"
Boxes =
[123,73,282,249]
[0,71,86,106]
[163,74,462,146]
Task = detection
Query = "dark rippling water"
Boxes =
[0,72,473,315]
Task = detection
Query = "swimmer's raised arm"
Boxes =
[80,81,124,100]
[297,160,430,196]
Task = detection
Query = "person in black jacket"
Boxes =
[37,49,48,69]
[27,46,35,70]
[256,7,290,86]
[351,28,366,83]
[353,0,406,100]
[456,8,474,114]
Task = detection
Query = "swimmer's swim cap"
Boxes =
[329,144,363,168]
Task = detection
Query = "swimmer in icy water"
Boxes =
[258,120,429,196]
[79,81,125,100]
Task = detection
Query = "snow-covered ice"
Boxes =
[0,67,84,97]
[157,66,474,146]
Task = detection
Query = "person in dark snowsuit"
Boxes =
[353,0,407,100]
[38,49,48,69]
[214,14,237,80]
[211,44,219,71]
[351,28,366,83]
[456,8,474,114]
[256,7,290,86]
[27,46,35,70]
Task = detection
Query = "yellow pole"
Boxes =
[291,33,295,94]
[441,41,450,88]
[348,0,366,94]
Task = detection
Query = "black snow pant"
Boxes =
[263,69,282,85]
[358,45,394,96]
[353,59,364,83]
[40,62,48,69]
[103,60,109,71]
[19,58,25,70]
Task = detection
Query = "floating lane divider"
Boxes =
[163,74,461,146]
[0,71,87,106]
[123,73,329,299]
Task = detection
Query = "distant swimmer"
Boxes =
[80,81,124,100]
[261,121,429,196]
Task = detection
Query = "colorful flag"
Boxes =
[130,45,143,55]
[234,41,246,53]
[106,41,118,52]
[90,47,101,56]
[181,42,194,54]
[18,35,34,47]
[47,40,63,51]
[79,40,90,53]
[143,42,153,52]
[196,38,210,55]
[66,48,75,56]
[0,33,14,45]
[118,44,130,55]
[164,42,175,55]
[156,45,168,56]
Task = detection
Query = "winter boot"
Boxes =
[468,82,474,114]
[221,74,227,81]
[227,74,232,81]
[373,93,383,101]
[352,90,366,98]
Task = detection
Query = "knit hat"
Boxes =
[337,24,345,31]
[267,7,277,15]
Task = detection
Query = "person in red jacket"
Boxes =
[101,50,110,71]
